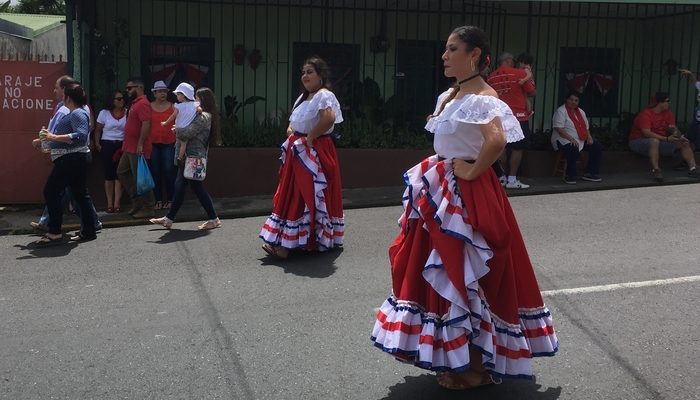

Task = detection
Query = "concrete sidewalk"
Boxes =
[2,170,699,236]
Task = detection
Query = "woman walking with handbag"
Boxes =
[148,87,221,230]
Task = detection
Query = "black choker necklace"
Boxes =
[457,73,481,85]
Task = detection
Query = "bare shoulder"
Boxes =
[480,86,499,98]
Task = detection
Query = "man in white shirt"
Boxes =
[551,91,603,184]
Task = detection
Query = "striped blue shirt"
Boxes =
[49,107,91,161]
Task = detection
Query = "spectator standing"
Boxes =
[117,77,154,218]
[149,80,176,211]
[487,52,536,189]
[94,90,126,212]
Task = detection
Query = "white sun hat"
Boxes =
[173,82,195,101]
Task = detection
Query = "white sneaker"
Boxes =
[505,179,530,189]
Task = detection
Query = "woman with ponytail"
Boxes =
[259,56,344,259]
[370,26,558,389]
[36,83,98,244]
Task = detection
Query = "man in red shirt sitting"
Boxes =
[628,91,700,183]
[487,52,536,189]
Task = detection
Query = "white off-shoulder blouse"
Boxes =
[289,89,344,134]
[425,91,524,160]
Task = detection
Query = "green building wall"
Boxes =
[77,1,700,146]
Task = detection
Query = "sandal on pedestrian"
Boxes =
[69,233,97,242]
[149,216,173,229]
[30,221,48,232]
[107,207,115,213]
[154,201,163,210]
[436,370,495,390]
[262,244,289,259]
[161,201,171,210]
[197,218,221,231]
[114,206,121,213]
[36,233,62,245]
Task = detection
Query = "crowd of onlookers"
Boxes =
[487,52,700,186]
[30,59,700,242]
[31,75,222,244]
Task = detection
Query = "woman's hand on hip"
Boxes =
[453,159,475,181]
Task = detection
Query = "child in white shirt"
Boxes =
[162,82,199,161]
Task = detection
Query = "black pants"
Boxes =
[556,140,603,179]
[44,152,96,238]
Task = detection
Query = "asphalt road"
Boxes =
[2,184,700,400]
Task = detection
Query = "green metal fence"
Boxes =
[71,0,700,149]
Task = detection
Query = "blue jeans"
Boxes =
[166,166,217,221]
[557,140,603,178]
[150,143,176,203]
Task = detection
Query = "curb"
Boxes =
[3,179,698,236]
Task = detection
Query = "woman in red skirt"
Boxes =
[260,56,344,259]
[370,26,559,389]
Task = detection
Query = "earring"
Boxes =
[470,59,475,72]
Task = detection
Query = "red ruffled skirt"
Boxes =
[259,134,344,250]
[371,155,558,379]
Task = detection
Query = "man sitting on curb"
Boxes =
[628,91,700,183]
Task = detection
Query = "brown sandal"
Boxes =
[262,244,288,259]
[36,233,62,246]
[437,370,494,390]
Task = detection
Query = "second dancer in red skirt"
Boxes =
[260,56,344,259]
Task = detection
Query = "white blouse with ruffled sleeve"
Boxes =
[425,91,524,160]
[288,89,344,134]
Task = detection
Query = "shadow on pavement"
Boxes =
[14,237,79,259]
[380,374,562,400]
[260,247,343,278]
[148,228,212,244]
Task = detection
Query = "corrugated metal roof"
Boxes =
[0,13,64,38]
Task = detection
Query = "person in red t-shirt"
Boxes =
[628,91,699,182]
[487,52,536,189]
[116,77,154,218]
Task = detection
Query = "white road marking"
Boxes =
[542,275,700,297]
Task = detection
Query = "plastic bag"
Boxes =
[136,155,155,195]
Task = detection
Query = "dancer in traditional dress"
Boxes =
[260,56,344,259]
[370,26,559,390]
